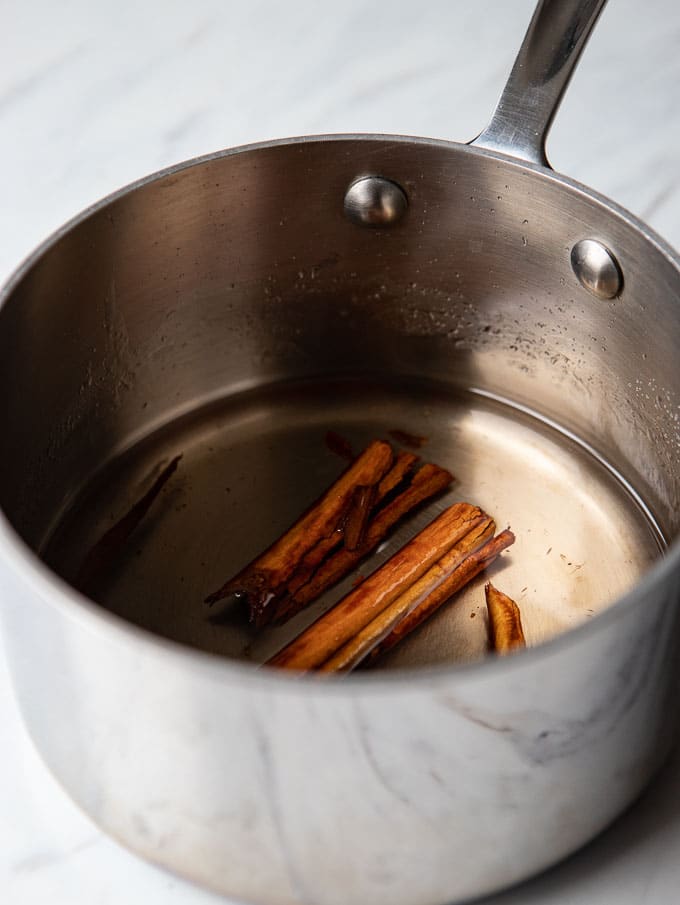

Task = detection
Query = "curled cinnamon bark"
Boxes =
[267,503,487,671]
[365,529,516,663]
[281,462,453,619]
[282,451,421,603]
[205,439,393,624]
[319,517,496,672]
[485,583,526,654]
[284,530,344,598]
[377,451,420,497]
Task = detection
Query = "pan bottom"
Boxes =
[44,378,664,668]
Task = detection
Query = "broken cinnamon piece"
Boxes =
[205,439,393,624]
[325,430,355,462]
[344,484,377,551]
[285,462,453,615]
[388,428,427,449]
[485,583,526,654]
[319,517,495,672]
[267,502,487,671]
[365,529,515,663]
[76,455,181,592]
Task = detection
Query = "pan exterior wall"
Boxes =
[2,529,679,905]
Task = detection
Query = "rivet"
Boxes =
[570,239,622,300]
[343,176,408,227]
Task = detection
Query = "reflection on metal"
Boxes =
[344,176,408,227]
[472,0,608,166]
[571,238,623,299]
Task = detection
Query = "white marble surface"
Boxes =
[3,0,680,902]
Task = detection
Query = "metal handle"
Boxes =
[471,0,607,167]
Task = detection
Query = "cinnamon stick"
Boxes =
[365,529,515,662]
[284,462,453,616]
[319,517,495,672]
[282,451,420,601]
[344,485,377,551]
[284,530,344,598]
[377,451,419,497]
[256,453,444,626]
[267,503,487,671]
[76,455,181,592]
[205,439,393,623]
[485,583,526,653]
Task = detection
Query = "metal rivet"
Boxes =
[343,176,408,227]
[570,239,623,300]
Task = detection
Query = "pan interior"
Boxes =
[2,137,679,671]
[43,376,662,668]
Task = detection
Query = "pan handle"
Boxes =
[471,0,607,167]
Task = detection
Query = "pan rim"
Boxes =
[3,131,680,300]
[1,131,679,692]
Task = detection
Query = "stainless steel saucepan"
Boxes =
[2,1,679,903]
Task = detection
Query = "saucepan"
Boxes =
[2,0,680,902]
